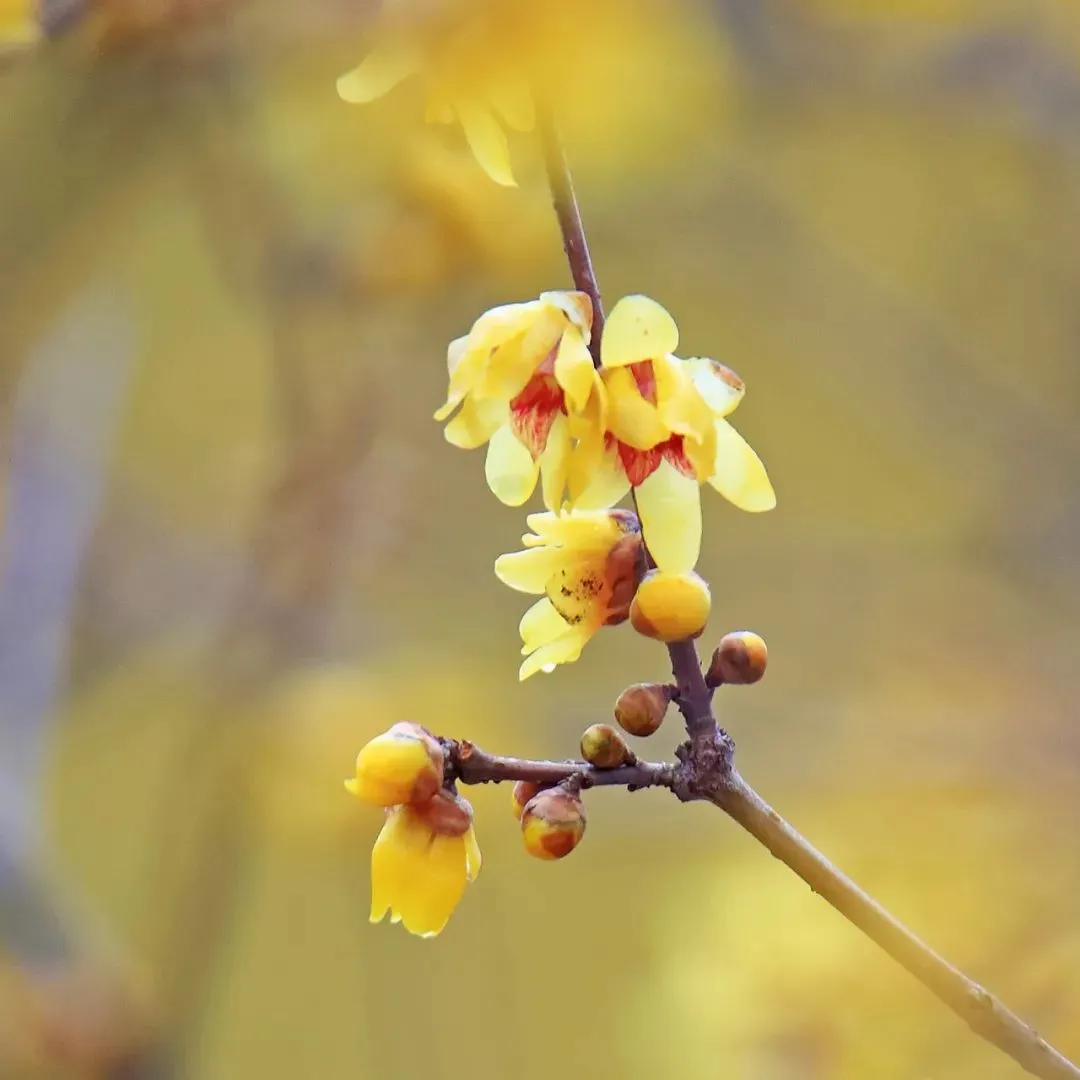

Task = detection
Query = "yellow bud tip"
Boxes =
[521,788,587,861]
[706,631,768,687]
[629,569,711,644]
[347,723,444,808]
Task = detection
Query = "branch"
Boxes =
[535,108,1080,1080]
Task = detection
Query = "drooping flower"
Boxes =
[369,798,482,937]
[495,508,646,680]
[336,4,534,187]
[435,291,600,509]
[568,295,776,574]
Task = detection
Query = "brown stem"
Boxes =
[535,107,1080,1080]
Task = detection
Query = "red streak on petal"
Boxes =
[629,361,657,405]
[663,436,695,478]
[511,373,564,459]
[618,442,662,486]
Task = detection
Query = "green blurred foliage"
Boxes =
[1,0,1079,1077]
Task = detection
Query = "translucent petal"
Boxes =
[605,368,669,450]
[424,90,456,125]
[519,597,571,651]
[476,332,536,402]
[601,295,679,368]
[455,99,516,187]
[546,551,609,631]
[542,290,594,338]
[519,629,588,680]
[635,459,702,574]
[538,413,571,511]
[485,425,540,505]
[654,354,714,442]
[464,826,483,882]
[571,442,632,510]
[686,357,745,418]
[434,338,488,420]
[707,419,777,512]
[494,548,563,594]
[400,832,468,938]
[566,418,606,504]
[489,77,535,132]
[444,399,507,449]
[337,44,421,104]
[524,509,623,551]
[370,806,428,925]
[553,327,595,413]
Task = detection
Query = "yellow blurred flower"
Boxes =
[343,721,444,808]
[495,508,645,680]
[370,802,482,938]
[0,0,38,51]
[435,290,600,509]
[569,295,776,574]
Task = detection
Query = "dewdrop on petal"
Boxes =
[580,724,634,769]
[521,788,586,860]
[344,722,444,808]
[613,682,672,737]
[706,631,768,687]
[629,569,711,643]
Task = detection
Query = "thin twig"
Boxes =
[534,107,1080,1080]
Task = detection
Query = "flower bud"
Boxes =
[511,780,544,820]
[629,569,711,643]
[613,682,672,737]
[344,722,444,807]
[415,790,474,837]
[603,528,648,625]
[521,788,586,860]
[706,631,768,687]
[579,724,635,769]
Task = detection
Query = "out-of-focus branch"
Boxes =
[536,105,1080,1080]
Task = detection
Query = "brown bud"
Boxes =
[706,631,768,687]
[511,780,544,820]
[614,682,672,737]
[415,790,474,837]
[580,724,635,769]
[521,788,586,860]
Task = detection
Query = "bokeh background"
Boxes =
[2,0,1080,1076]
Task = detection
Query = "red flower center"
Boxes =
[615,434,694,486]
[510,371,564,460]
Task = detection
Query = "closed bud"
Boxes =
[630,569,711,643]
[580,724,634,769]
[415,790,474,837]
[521,788,586,860]
[706,631,768,687]
[511,780,544,820]
[614,682,672,737]
[344,721,444,808]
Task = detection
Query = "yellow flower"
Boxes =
[370,802,482,937]
[344,722,444,808]
[568,295,776,575]
[0,0,38,50]
[435,291,600,509]
[336,4,534,187]
[495,508,645,680]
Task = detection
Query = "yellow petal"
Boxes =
[444,397,507,448]
[464,826,482,882]
[686,357,745,418]
[424,89,456,125]
[542,291,594,338]
[400,832,469,938]
[370,806,427,925]
[635,459,702,573]
[519,597,572,651]
[571,441,632,510]
[519,629,588,680]
[601,295,679,368]
[489,77,535,132]
[494,548,563,594]
[485,424,540,505]
[476,333,535,401]
[553,327,595,413]
[545,551,609,632]
[605,368,669,450]
[708,419,776,512]
[538,413,571,511]
[455,99,516,187]
[654,354,714,442]
[337,44,421,104]
[523,509,624,552]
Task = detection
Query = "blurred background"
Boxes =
[1,0,1079,1076]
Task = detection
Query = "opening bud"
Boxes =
[629,569,711,643]
[706,631,768,687]
[521,788,586,860]
[613,682,672,737]
[579,724,634,769]
[603,527,648,626]
[415,790,474,837]
[344,721,444,808]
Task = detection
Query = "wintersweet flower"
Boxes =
[344,722,444,808]
[435,291,600,509]
[336,5,533,187]
[568,295,776,575]
[369,797,482,937]
[495,509,646,680]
